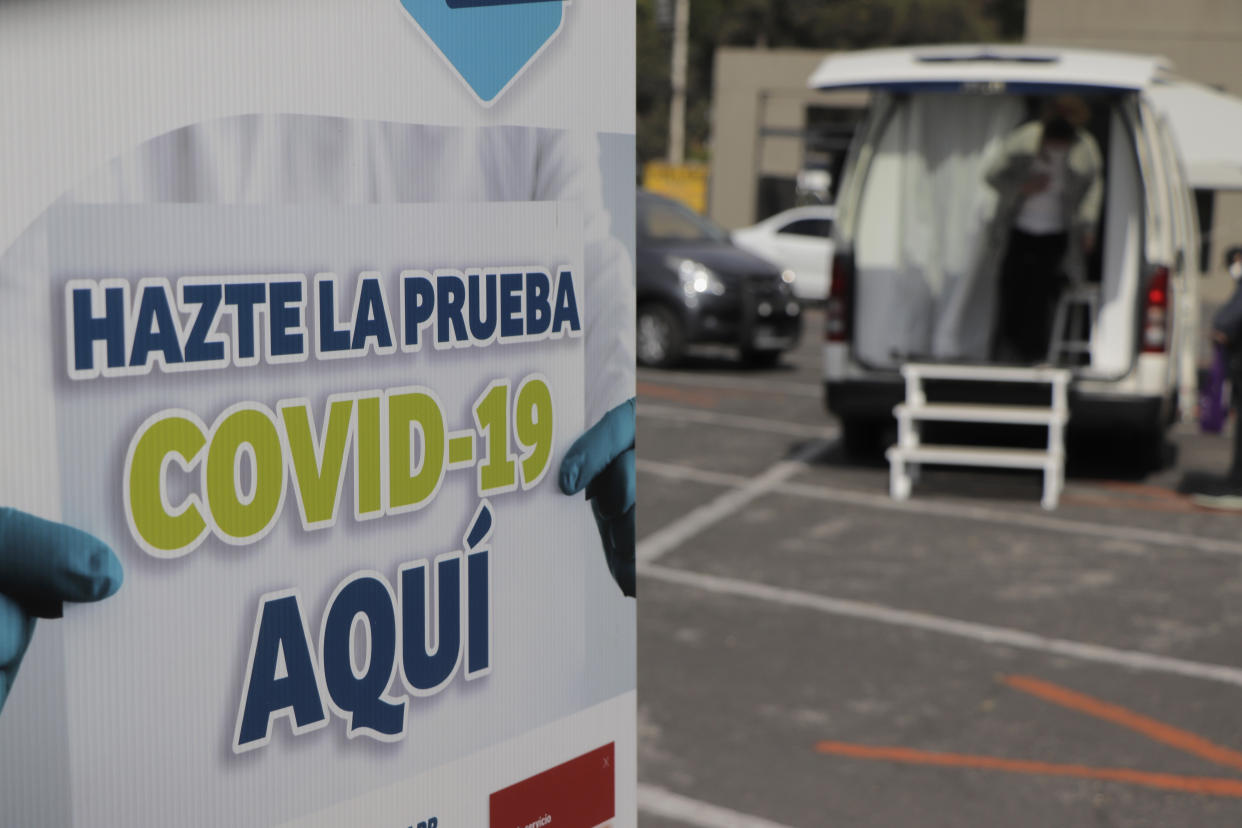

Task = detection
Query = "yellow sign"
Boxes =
[643,161,709,213]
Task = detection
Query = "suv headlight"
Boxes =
[667,256,726,298]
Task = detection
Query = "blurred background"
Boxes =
[638,0,1242,295]
[633,2,1242,826]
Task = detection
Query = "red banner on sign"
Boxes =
[489,743,615,828]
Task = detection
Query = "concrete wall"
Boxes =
[1028,0,1242,95]
[1028,0,1242,303]
[708,48,864,229]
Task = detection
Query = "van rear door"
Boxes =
[1152,108,1200,415]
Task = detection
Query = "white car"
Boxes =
[732,205,836,302]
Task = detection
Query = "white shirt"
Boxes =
[1014,150,1068,235]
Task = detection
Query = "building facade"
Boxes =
[708,48,865,231]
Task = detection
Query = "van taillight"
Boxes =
[1142,266,1170,353]
[826,253,853,343]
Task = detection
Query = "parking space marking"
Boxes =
[776,479,1242,556]
[1062,480,1208,514]
[637,442,831,565]
[814,742,1242,798]
[1096,480,1191,501]
[637,382,726,408]
[639,402,841,440]
[636,458,1242,558]
[639,564,1242,687]
[637,458,747,488]
[638,370,821,398]
[637,783,796,828]
[814,674,1242,799]
[1002,675,1242,772]
[1062,492,1205,514]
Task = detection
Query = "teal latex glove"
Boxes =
[0,508,123,713]
[559,398,636,597]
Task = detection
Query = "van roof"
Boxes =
[808,45,1171,93]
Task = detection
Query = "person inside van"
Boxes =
[985,96,1104,363]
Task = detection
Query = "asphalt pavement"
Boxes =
[636,309,1242,827]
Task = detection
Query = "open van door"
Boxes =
[1153,109,1201,421]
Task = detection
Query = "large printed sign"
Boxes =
[0,3,635,826]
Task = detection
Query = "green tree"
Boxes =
[637,0,671,165]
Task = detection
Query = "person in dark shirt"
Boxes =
[1211,245,1242,482]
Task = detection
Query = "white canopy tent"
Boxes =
[1147,80,1242,191]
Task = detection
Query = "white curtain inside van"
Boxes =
[853,93,1141,376]
[854,93,1025,366]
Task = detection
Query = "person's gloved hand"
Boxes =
[0,508,123,713]
[558,398,635,597]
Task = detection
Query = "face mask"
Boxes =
[1231,261,1242,280]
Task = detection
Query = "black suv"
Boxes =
[636,190,802,367]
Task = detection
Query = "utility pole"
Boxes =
[667,0,689,165]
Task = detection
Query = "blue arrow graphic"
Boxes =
[446,0,558,7]
[399,0,564,104]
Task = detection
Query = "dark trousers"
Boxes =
[996,229,1069,363]
[1231,358,1242,482]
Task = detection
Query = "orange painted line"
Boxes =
[637,379,785,403]
[635,382,721,408]
[1059,493,1203,514]
[1002,675,1242,773]
[1095,480,1187,501]
[814,741,1242,797]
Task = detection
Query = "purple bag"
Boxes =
[1201,342,1229,433]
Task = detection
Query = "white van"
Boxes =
[811,46,1201,461]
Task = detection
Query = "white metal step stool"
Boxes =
[1047,284,1099,365]
[886,363,1071,510]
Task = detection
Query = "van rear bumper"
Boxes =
[825,378,1172,432]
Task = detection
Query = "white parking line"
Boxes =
[639,369,822,398]
[635,458,1242,558]
[639,403,840,440]
[777,479,1242,557]
[636,451,1242,686]
[637,442,831,565]
[639,563,1242,688]
[638,784,798,828]
[636,458,748,488]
